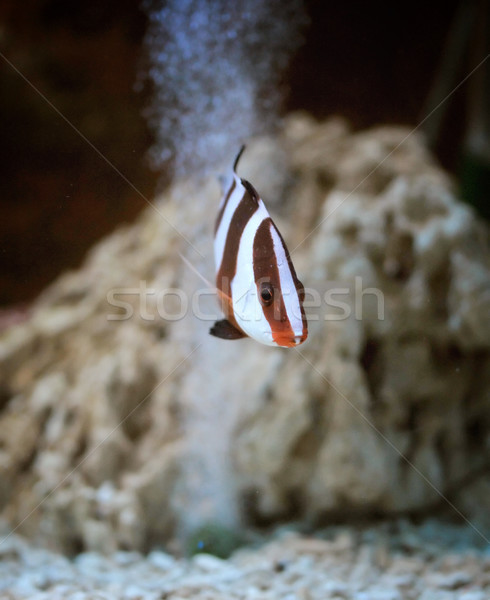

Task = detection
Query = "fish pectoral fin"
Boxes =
[209,319,247,340]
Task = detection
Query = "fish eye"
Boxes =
[260,282,274,306]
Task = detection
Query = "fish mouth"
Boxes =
[272,331,308,347]
[291,333,307,347]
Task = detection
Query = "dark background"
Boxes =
[0,0,468,306]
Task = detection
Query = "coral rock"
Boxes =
[0,114,489,552]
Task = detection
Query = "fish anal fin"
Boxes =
[209,319,247,340]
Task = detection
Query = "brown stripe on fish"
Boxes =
[253,218,296,346]
[216,187,259,316]
[214,179,236,235]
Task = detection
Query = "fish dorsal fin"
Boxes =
[233,146,259,203]
[241,178,260,203]
[233,145,246,173]
[209,319,247,340]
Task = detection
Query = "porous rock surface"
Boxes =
[0,114,489,554]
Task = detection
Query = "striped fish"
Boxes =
[211,146,308,347]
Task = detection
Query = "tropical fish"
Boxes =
[211,146,308,347]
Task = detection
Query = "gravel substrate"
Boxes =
[0,519,489,599]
